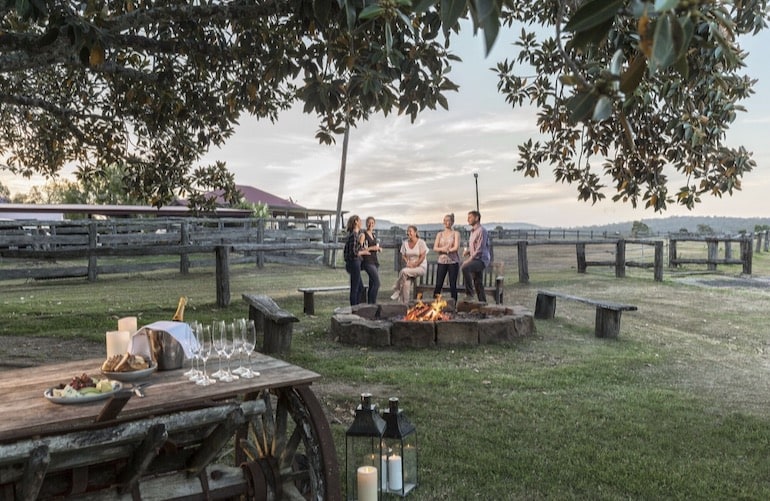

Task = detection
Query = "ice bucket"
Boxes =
[147,329,185,371]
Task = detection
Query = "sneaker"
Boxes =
[391,291,400,300]
[463,294,474,301]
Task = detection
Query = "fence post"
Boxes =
[322,222,330,266]
[765,231,769,252]
[707,239,718,271]
[742,237,753,275]
[256,219,265,269]
[180,221,190,274]
[516,241,529,284]
[724,240,732,260]
[755,232,762,253]
[669,239,678,268]
[615,239,626,278]
[87,222,98,282]
[653,241,663,281]
[576,243,586,273]
[215,245,230,307]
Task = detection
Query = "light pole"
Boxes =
[473,172,479,212]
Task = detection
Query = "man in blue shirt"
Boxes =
[461,210,491,302]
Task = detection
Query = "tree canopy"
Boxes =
[0,0,767,213]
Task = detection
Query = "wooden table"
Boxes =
[0,353,340,500]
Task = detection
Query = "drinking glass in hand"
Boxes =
[218,321,240,382]
[211,320,226,379]
[196,325,216,386]
[240,319,260,378]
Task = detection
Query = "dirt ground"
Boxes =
[0,336,105,370]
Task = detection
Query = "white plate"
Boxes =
[44,381,123,405]
[101,362,157,382]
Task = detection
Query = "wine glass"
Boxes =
[183,321,200,379]
[240,319,260,378]
[196,325,216,386]
[218,321,240,382]
[232,318,248,376]
[211,320,226,379]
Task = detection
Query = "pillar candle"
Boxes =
[118,316,138,333]
[388,454,403,491]
[106,330,130,357]
[357,465,377,501]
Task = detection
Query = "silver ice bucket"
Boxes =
[147,329,185,371]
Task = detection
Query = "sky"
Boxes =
[3,18,770,228]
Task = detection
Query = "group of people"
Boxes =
[343,211,491,306]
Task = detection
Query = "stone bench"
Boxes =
[415,261,504,304]
[534,290,637,338]
[242,294,299,353]
[297,285,367,315]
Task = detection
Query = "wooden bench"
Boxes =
[297,285,367,315]
[415,261,505,304]
[534,290,637,338]
[242,294,299,353]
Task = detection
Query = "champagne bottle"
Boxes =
[172,296,187,321]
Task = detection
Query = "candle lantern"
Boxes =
[381,397,418,496]
[346,393,386,501]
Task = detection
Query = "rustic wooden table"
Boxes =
[0,353,340,500]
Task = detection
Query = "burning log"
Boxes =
[404,295,452,322]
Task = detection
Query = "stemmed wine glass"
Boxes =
[196,325,216,386]
[240,319,260,378]
[232,318,248,376]
[211,320,226,379]
[218,321,240,382]
[183,321,201,380]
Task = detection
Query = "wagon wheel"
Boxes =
[238,385,340,500]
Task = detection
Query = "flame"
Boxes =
[404,294,453,322]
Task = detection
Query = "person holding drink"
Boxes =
[432,213,461,301]
[359,216,381,304]
[461,210,490,302]
[343,215,369,306]
[390,225,428,303]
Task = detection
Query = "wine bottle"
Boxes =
[172,296,187,321]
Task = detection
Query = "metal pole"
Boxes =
[474,172,479,212]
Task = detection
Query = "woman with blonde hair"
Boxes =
[390,225,428,303]
[432,213,461,301]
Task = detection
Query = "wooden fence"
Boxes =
[1,219,765,306]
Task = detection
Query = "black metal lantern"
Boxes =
[381,397,418,496]
[346,393,386,501]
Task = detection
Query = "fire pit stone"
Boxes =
[331,300,535,349]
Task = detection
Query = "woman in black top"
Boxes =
[359,216,382,304]
[343,215,368,306]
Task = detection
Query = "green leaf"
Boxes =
[566,91,598,124]
[568,18,614,50]
[650,13,676,73]
[440,0,467,35]
[564,0,624,33]
[359,5,384,21]
[620,55,647,95]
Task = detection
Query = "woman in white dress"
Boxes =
[391,225,429,303]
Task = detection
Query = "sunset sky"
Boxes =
[3,20,769,228]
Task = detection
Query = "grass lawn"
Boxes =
[2,243,770,499]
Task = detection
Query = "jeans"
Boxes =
[434,262,459,301]
[346,260,364,306]
[461,259,486,302]
[361,262,380,304]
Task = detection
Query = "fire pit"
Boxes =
[331,296,535,348]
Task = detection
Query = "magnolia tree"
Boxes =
[0,0,767,212]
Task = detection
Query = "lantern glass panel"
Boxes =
[345,393,385,501]
[382,397,418,497]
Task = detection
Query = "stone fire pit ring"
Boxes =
[331,299,535,348]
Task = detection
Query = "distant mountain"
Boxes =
[378,216,770,236]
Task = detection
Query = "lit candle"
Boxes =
[118,316,138,333]
[106,330,130,357]
[388,454,403,491]
[357,465,377,501]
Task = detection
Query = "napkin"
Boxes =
[127,321,198,360]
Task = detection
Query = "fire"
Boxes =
[404,294,453,322]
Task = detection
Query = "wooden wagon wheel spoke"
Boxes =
[240,386,340,500]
